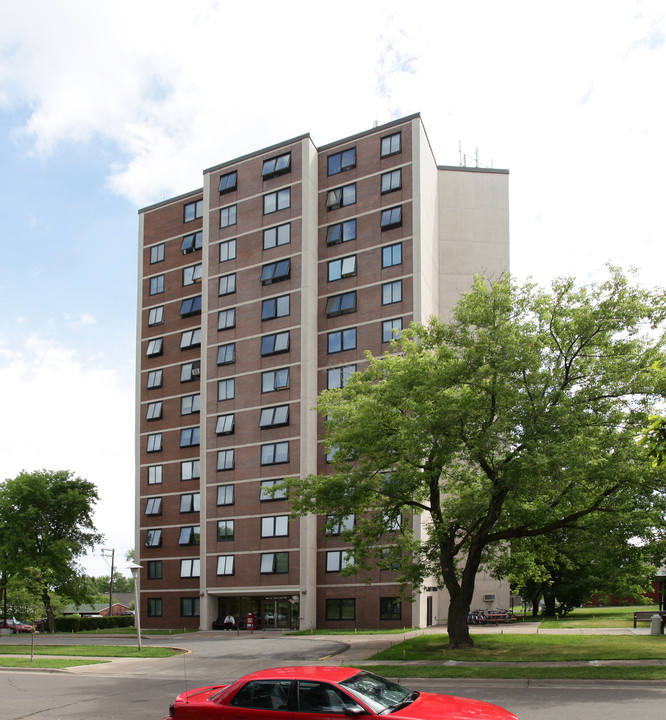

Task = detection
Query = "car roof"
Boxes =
[239,666,361,683]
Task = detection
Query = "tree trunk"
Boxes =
[446,593,474,648]
[530,592,542,617]
[542,589,557,617]
[42,589,56,634]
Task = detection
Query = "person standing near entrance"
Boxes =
[223,614,235,630]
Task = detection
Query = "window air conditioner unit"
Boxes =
[483,594,496,602]
[192,368,200,376]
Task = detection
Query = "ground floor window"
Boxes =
[380,597,402,621]
[216,595,299,629]
[326,598,355,621]
[181,597,200,617]
[147,598,162,617]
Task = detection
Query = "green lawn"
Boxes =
[539,605,658,629]
[371,633,666,662]
[0,645,180,658]
[0,657,109,669]
[358,664,666,681]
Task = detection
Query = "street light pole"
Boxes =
[127,562,143,652]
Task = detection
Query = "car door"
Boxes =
[293,681,366,720]
[226,679,292,720]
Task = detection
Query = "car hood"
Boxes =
[394,691,519,720]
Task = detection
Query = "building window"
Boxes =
[382,280,402,305]
[326,514,355,535]
[260,552,288,574]
[380,597,402,620]
[261,331,290,356]
[181,231,203,254]
[326,183,356,210]
[325,291,357,318]
[326,550,353,572]
[261,441,289,465]
[327,148,356,175]
[219,238,237,262]
[328,328,356,354]
[147,560,162,580]
[380,132,401,158]
[180,296,202,317]
[327,364,356,389]
[263,188,291,215]
[181,393,200,415]
[381,169,402,194]
[259,405,289,428]
[215,413,235,435]
[261,259,291,285]
[218,308,236,330]
[183,263,202,286]
[218,273,236,296]
[146,401,162,421]
[217,555,235,575]
[219,170,238,194]
[147,598,163,617]
[217,343,236,365]
[380,548,402,571]
[262,294,290,321]
[220,205,237,229]
[147,369,163,389]
[181,597,200,616]
[326,219,357,245]
[326,598,355,621]
[146,433,162,453]
[180,361,201,382]
[217,378,235,401]
[180,328,201,350]
[178,526,200,545]
[181,460,200,481]
[263,223,291,250]
[180,492,200,513]
[149,275,164,295]
[217,449,235,471]
[148,306,164,326]
[148,465,163,485]
[262,152,291,179]
[217,519,234,541]
[150,243,165,264]
[262,368,289,392]
[145,497,162,515]
[217,484,235,505]
[328,255,357,282]
[261,515,289,537]
[145,529,162,547]
[180,559,200,578]
[184,199,203,222]
[382,318,403,343]
[382,242,402,268]
[180,427,200,447]
[380,206,402,230]
[260,479,287,501]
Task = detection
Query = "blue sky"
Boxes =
[1,0,665,577]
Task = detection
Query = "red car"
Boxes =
[0,618,33,633]
[163,666,518,720]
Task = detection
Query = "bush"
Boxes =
[54,614,135,632]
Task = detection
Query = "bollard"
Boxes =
[650,614,663,635]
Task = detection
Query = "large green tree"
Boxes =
[0,470,102,631]
[288,269,666,647]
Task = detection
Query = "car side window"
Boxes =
[231,680,291,711]
[297,681,358,714]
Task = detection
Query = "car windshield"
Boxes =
[340,672,414,714]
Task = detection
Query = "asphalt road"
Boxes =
[1,632,665,720]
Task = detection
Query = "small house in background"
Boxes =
[647,566,666,611]
[63,602,132,617]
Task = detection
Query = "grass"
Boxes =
[539,605,658,629]
[357,664,666,681]
[287,628,420,636]
[371,633,666,662]
[0,657,109,669]
[0,645,180,658]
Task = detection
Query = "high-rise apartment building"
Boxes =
[136,114,510,631]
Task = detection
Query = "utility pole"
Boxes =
[101,549,115,618]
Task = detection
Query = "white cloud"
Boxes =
[0,335,134,576]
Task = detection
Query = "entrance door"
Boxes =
[262,600,292,629]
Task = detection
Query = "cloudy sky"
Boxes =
[1,0,664,577]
